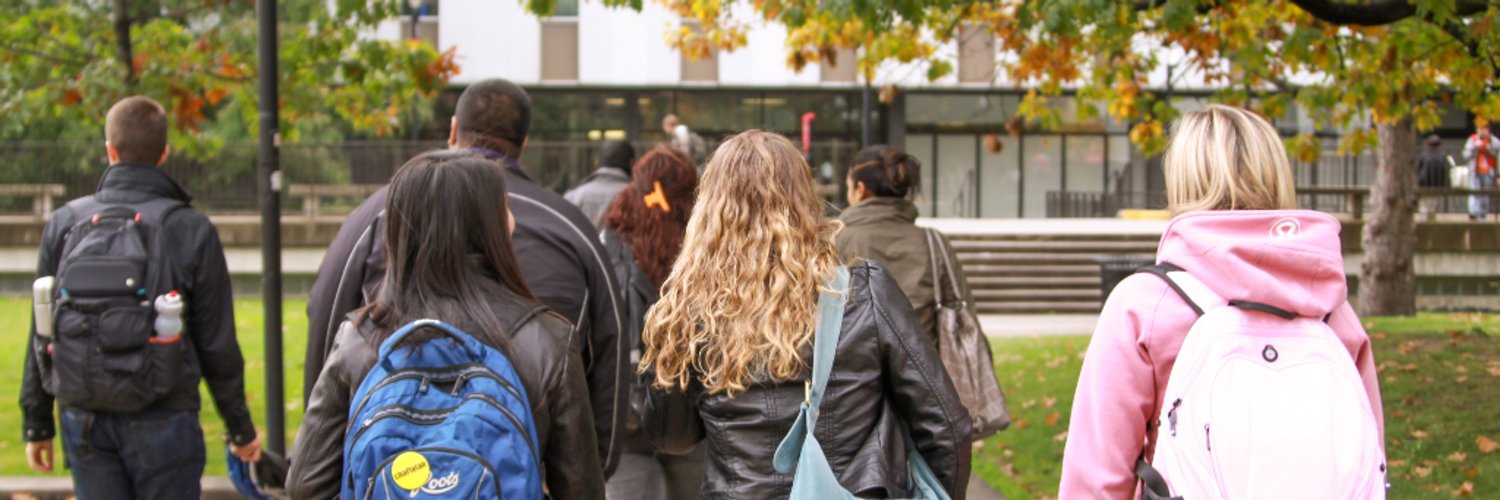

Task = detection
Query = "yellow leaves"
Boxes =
[1129,120,1166,154]
[1478,435,1500,454]
[1043,412,1060,427]
[1288,134,1321,164]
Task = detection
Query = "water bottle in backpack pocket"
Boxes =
[41,199,185,414]
[343,319,543,500]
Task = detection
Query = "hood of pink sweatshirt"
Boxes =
[1156,209,1348,318]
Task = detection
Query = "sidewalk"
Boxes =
[981,314,1098,338]
[0,476,243,499]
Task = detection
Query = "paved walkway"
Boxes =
[981,314,1098,338]
[968,477,1010,500]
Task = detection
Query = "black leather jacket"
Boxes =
[286,290,605,499]
[642,263,972,499]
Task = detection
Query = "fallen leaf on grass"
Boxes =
[1398,341,1419,354]
[1002,448,1013,458]
[1467,467,1479,479]
[1392,410,1408,418]
[1414,465,1432,478]
[1455,481,1474,496]
[1488,365,1500,377]
[1411,430,1429,440]
[1044,412,1061,426]
[1021,399,1036,409]
[1478,435,1499,454]
[1404,396,1418,406]
[1456,365,1469,373]
[1042,396,1056,409]
[1456,376,1469,383]
[1371,332,1388,340]
[1014,419,1029,430]
[1400,363,1420,372]
[1053,431,1068,442]
[1389,460,1407,468]
[1448,451,1468,462]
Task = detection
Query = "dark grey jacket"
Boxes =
[303,152,627,476]
[287,290,603,499]
[642,263,972,499]
[565,167,631,229]
[20,163,255,445]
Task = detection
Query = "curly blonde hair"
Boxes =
[640,130,843,395]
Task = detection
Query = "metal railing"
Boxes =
[1046,191,1168,218]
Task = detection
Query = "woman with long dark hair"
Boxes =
[639,131,972,498]
[287,151,603,499]
[600,145,704,500]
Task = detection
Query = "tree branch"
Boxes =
[1289,0,1491,26]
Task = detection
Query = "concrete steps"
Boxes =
[934,222,1161,314]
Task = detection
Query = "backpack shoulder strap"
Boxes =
[923,228,944,305]
[807,265,850,420]
[1135,263,1223,317]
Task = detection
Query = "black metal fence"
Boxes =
[1046,191,1168,218]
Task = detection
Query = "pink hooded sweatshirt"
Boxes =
[1058,210,1385,498]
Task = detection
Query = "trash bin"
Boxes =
[1097,255,1158,302]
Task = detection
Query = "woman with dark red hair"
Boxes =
[600,145,704,500]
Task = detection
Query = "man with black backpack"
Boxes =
[20,96,260,499]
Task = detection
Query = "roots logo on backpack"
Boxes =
[422,471,462,495]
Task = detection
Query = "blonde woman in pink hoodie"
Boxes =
[1059,105,1385,498]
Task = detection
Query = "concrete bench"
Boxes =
[0,184,66,220]
[287,184,383,220]
[1298,186,1500,219]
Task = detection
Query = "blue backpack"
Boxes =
[342,319,542,500]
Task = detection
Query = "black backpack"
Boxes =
[39,196,185,413]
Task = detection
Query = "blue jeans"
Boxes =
[1471,172,1495,219]
[60,408,205,500]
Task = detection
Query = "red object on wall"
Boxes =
[801,112,817,153]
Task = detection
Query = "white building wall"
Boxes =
[578,1,680,85]
[439,0,541,84]
[717,3,820,86]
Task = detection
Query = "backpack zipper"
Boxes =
[351,393,539,467]
[350,364,523,421]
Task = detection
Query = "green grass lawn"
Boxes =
[974,313,1500,499]
[0,297,308,477]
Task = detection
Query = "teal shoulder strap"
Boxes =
[807,265,850,418]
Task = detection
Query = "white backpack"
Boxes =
[1135,264,1387,500]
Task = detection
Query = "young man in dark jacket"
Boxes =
[303,79,627,476]
[20,96,260,499]
[1416,134,1450,220]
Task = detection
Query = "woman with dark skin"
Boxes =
[287,151,603,499]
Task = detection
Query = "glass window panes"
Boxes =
[1022,135,1062,218]
[906,134,935,216]
[935,134,977,217]
[1067,136,1106,194]
[978,135,1019,218]
[906,94,1015,128]
[553,0,578,16]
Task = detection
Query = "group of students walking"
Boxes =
[21,82,1389,500]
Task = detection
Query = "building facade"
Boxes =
[386,0,1478,218]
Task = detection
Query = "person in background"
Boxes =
[638,130,972,499]
[661,114,706,166]
[303,79,627,477]
[1416,135,1450,221]
[599,145,705,500]
[1465,119,1498,220]
[566,140,637,228]
[21,96,260,499]
[287,151,603,499]
[836,145,975,345]
[1059,105,1383,497]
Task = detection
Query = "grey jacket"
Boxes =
[565,167,631,229]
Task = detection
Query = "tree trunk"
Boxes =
[112,0,135,85]
[1357,116,1417,316]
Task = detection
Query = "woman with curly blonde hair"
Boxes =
[639,130,972,499]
